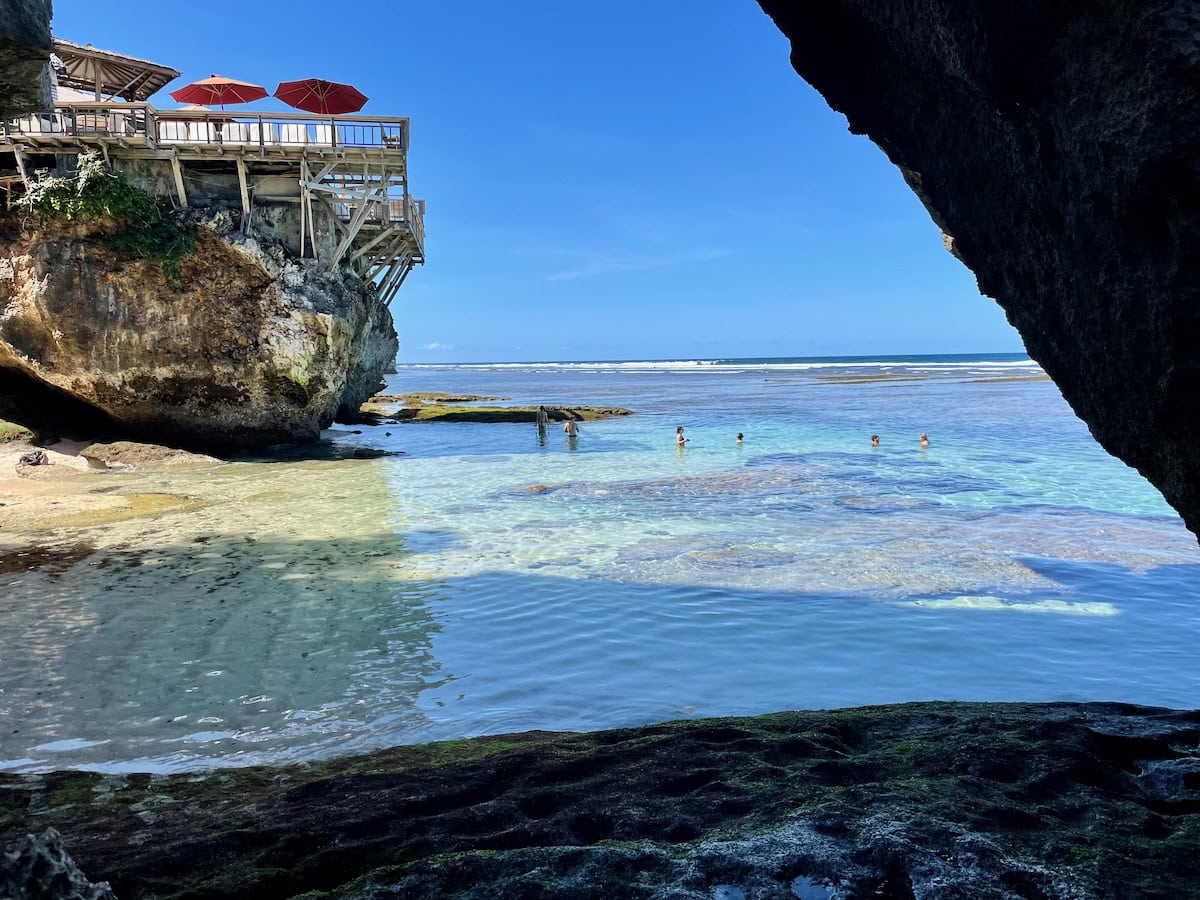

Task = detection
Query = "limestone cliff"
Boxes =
[0,212,398,451]
[0,0,52,117]
[757,1,1200,538]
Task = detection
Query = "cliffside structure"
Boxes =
[0,39,425,306]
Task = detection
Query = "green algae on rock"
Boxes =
[361,392,633,423]
[3,702,1197,898]
[0,418,32,443]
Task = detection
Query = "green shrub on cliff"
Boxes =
[18,152,196,280]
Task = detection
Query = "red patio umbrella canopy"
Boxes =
[170,75,268,107]
[274,78,368,115]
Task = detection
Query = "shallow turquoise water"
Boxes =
[2,355,1199,773]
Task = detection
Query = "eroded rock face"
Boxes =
[0,214,398,451]
[0,0,52,118]
[757,1,1200,538]
[0,827,115,900]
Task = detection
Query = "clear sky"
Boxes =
[54,1,1027,363]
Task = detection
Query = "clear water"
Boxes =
[2,354,1199,773]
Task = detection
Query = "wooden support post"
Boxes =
[350,226,396,265]
[373,255,403,301]
[13,148,29,190]
[362,233,409,280]
[330,185,386,265]
[307,181,318,259]
[392,261,414,294]
[170,154,187,207]
[378,249,414,306]
[236,157,251,234]
[315,193,349,238]
[299,157,308,258]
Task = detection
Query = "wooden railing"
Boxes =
[3,102,155,140]
[3,102,410,153]
[330,195,425,252]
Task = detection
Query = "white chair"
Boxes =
[279,123,307,146]
[222,123,249,144]
[189,121,217,143]
[159,119,188,142]
[249,122,278,147]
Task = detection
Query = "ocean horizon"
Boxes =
[400,351,1036,369]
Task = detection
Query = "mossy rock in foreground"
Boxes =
[2,702,1199,899]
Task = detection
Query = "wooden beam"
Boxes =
[170,153,187,207]
[350,226,397,264]
[301,180,371,196]
[312,160,338,182]
[298,157,308,258]
[13,148,29,189]
[331,180,388,265]
[314,193,349,238]
[378,250,414,306]
[236,157,251,234]
[307,181,318,259]
[362,232,409,280]
[373,254,404,301]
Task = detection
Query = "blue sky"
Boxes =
[55,1,1026,363]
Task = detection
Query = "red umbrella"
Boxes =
[274,78,368,115]
[170,75,268,107]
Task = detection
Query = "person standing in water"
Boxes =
[736,432,744,444]
[536,405,549,429]
[871,434,880,447]
[919,432,930,448]
[676,426,689,446]
[563,418,579,436]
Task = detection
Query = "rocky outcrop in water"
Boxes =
[2,702,1197,898]
[756,1,1200,539]
[0,211,398,451]
[0,0,52,118]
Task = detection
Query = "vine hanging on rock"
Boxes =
[17,152,196,280]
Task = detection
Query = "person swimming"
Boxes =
[919,432,930,448]
[736,432,744,444]
[871,434,880,447]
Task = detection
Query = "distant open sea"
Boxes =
[3,352,1200,773]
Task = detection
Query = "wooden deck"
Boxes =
[0,102,424,304]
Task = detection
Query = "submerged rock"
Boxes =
[0,214,398,453]
[78,441,222,470]
[755,1,1200,539]
[2,702,1196,898]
